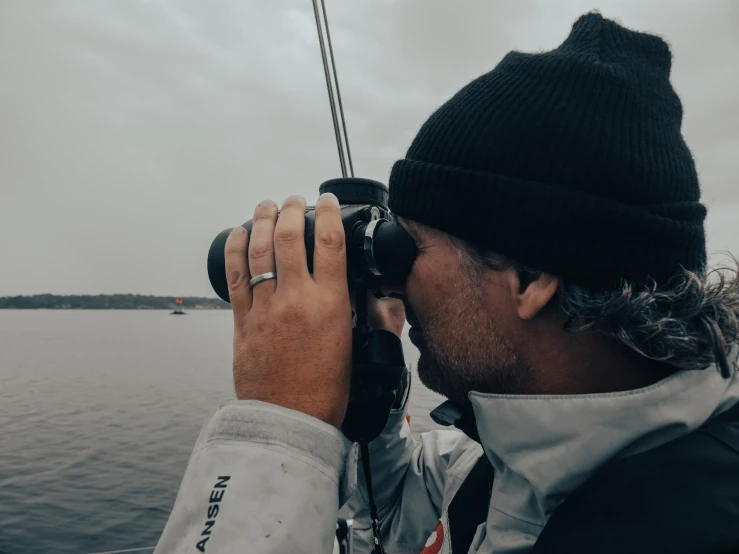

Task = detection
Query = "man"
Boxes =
[154,13,739,554]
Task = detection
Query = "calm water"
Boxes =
[0,310,443,554]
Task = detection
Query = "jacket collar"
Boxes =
[430,399,481,443]
[430,346,739,552]
[470,349,739,525]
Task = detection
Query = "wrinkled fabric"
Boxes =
[155,346,739,554]
[154,401,353,554]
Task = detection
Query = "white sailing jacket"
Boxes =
[154,345,739,554]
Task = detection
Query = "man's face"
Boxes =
[398,218,534,403]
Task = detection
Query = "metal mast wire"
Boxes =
[311,0,349,177]
[319,0,354,177]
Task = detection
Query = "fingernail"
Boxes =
[257,200,277,210]
[319,192,338,204]
[231,226,246,236]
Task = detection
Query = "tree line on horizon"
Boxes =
[0,294,230,310]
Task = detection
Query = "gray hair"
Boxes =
[453,238,739,376]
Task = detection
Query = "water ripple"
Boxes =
[0,310,442,553]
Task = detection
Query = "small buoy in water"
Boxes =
[171,297,187,315]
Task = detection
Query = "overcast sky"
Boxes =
[1,0,737,297]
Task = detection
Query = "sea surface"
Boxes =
[0,310,444,554]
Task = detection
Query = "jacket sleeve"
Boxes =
[154,400,352,554]
[341,370,473,554]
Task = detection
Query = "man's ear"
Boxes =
[508,271,559,320]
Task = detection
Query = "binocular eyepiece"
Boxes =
[207,178,417,302]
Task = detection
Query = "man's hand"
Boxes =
[224,193,352,428]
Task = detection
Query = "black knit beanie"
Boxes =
[388,12,707,288]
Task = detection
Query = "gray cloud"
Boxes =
[0,0,737,296]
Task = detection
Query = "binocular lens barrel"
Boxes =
[207,179,416,303]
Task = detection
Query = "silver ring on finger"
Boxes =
[249,271,277,287]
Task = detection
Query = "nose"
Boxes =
[403,297,421,328]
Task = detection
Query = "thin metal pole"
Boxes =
[311,0,347,177]
[319,0,354,177]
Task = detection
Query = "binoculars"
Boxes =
[206,178,416,444]
[207,178,416,302]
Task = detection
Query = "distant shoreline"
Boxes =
[0,294,230,310]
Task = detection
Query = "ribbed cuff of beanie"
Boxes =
[388,158,707,287]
